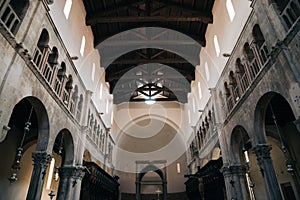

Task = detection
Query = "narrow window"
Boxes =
[177,163,181,174]
[198,82,202,100]
[106,99,109,114]
[63,0,72,19]
[111,111,114,124]
[99,83,103,99]
[205,62,210,81]
[46,158,55,190]
[226,0,236,22]
[188,110,191,124]
[214,35,221,57]
[92,63,95,82]
[192,98,196,113]
[80,36,86,56]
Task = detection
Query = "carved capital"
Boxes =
[59,166,86,180]
[252,144,272,163]
[293,117,300,132]
[221,165,245,177]
[0,125,10,143]
[32,151,52,169]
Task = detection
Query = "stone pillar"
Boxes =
[26,151,52,200]
[221,165,248,200]
[162,180,167,200]
[57,166,85,200]
[253,144,282,200]
[135,181,141,200]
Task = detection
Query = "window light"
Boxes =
[80,36,86,57]
[92,63,95,82]
[214,35,221,57]
[63,0,72,19]
[99,83,103,100]
[46,158,55,190]
[192,98,196,113]
[188,110,191,124]
[177,163,181,174]
[226,0,236,22]
[106,99,109,114]
[205,62,210,81]
[198,82,202,100]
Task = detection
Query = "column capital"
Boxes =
[59,166,86,180]
[293,117,300,132]
[32,151,52,169]
[221,165,245,177]
[252,144,272,162]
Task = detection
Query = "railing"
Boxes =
[54,77,63,95]
[239,72,250,93]
[0,3,20,35]
[224,39,270,115]
[280,0,300,29]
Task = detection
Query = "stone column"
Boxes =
[135,181,141,200]
[253,144,282,200]
[26,151,52,200]
[162,180,167,200]
[57,166,85,200]
[221,165,248,200]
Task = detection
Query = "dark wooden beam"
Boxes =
[112,58,189,65]
[87,15,212,25]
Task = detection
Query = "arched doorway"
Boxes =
[0,96,50,200]
[263,93,300,199]
[253,92,300,200]
[229,126,257,200]
[43,129,75,200]
[136,165,167,200]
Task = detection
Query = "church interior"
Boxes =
[0,0,299,199]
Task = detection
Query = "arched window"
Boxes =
[224,82,234,111]
[70,85,78,114]
[252,24,268,63]
[252,25,265,48]
[48,47,59,67]
[1,0,29,34]
[65,74,73,92]
[243,43,260,79]
[236,58,249,92]
[229,71,237,86]
[76,94,83,122]
[58,62,66,80]
[243,43,254,61]
[229,71,240,102]
[33,29,50,69]
[37,29,50,50]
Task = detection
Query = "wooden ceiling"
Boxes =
[83,0,215,104]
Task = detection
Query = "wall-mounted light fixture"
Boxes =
[8,107,33,184]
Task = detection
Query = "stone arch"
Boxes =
[25,96,50,151]
[136,165,167,200]
[230,125,251,164]
[53,129,75,166]
[0,96,50,199]
[253,91,296,144]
